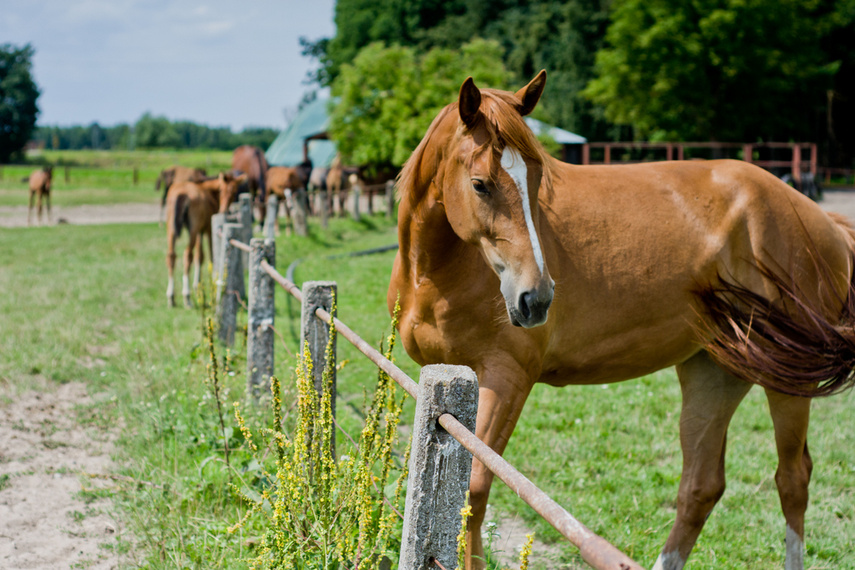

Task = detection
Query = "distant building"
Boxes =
[524,117,587,164]
[265,98,337,167]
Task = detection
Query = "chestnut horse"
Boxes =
[389,71,855,570]
[27,166,53,226]
[231,145,268,221]
[265,166,305,226]
[155,165,207,222]
[165,172,245,307]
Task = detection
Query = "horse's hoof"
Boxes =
[183,297,192,309]
[167,297,175,308]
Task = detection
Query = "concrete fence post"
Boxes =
[300,281,337,455]
[319,189,330,229]
[385,179,395,218]
[292,189,309,237]
[263,195,278,240]
[399,365,479,570]
[247,238,275,399]
[218,222,243,345]
[212,213,226,297]
[238,194,252,264]
[351,181,361,222]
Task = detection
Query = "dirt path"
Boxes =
[0,381,121,569]
[0,203,160,228]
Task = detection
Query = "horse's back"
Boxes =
[537,159,854,383]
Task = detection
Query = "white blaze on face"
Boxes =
[500,147,544,273]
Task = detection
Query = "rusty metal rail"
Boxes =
[254,253,641,570]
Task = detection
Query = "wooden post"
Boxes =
[385,180,395,218]
[399,365,479,570]
[742,144,753,164]
[212,213,226,290]
[263,195,278,240]
[247,238,275,399]
[351,181,361,222]
[809,143,818,176]
[604,144,612,165]
[366,188,374,215]
[300,281,337,455]
[218,223,243,346]
[292,189,309,237]
[582,143,590,165]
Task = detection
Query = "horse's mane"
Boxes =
[397,88,552,203]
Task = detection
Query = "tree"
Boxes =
[583,0,840,142]
[0,43,40,162]
[328,39,511,168]
[304,0,613,140]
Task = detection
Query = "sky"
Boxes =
[0,0,336,131]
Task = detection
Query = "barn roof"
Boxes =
[524,117,587,144]
[265,98,338,167]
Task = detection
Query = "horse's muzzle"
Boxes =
[508,286,553,328]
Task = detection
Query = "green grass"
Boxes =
[1,194,853,568]
[0,149,234,207]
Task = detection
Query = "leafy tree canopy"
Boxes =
[328,39,511,168]
[0,43,40,162]
[306,0,613,139]
[584,0,843,141]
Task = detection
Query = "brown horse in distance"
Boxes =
[231,145,268,222]
[265,166,305,226]
[155,165,207,221]
[390,71,855,570]
[27,166,53,226]
[325,154,360,217]
[165,171,246,307]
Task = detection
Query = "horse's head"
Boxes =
[217,172,248,213]
[418,71,555,328]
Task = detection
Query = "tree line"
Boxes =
[30,114,278,153]
[303,0,854,169]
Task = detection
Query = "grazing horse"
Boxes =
[231,145,269,221]
[165,172,246,308]
[155,165,207,222]
[27,166,53,225]
[389,71,855,570]
[326,154,360,216]
[265,166,305,225]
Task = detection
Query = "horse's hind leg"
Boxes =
[183,234,196,308]
[166,232,177,307]
[28,191,34,226]
[764,388,812,570]
[654,351,752,570]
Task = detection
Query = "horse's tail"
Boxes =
[172,193,189,239]
[698,216,855,397]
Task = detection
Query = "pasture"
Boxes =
[0,157,853,568]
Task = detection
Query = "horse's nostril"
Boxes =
[519,292,532,320]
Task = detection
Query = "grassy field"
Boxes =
[0,149,234,207]
[1,191,853,568]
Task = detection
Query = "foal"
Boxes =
[27,166,53,226]
[165,172,245,307]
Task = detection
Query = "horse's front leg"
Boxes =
[466,362,534,570]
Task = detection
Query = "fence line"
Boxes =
[216,201,642,570]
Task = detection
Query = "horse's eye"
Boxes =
[472,179,490,196]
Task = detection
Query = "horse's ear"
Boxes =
[459,76,481,128]
[514,69,547,116]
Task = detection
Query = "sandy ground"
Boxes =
[0,203,161,228]
[0,187,853,570]
[0,381,121,570]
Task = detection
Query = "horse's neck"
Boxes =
[196,180,222,210]
[398,182,472,278]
